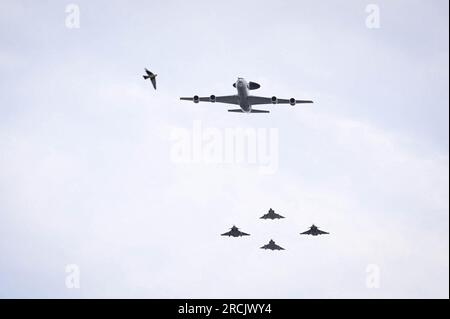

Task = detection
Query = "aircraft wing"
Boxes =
[239,231,250,236]
[317,229,329,235]
[248,96,313,105]
[221,231,232,236]
[180,95,240,105]
[301,229,313,235]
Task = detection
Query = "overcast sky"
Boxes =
[0,0,448,298]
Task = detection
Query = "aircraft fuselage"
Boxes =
[235,78,251,113]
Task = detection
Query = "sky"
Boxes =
[0,0,448,298]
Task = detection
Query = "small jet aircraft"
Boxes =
[300,224,329,236]
[260,208,285,220]
[180,77,313,113]
[143,69,157,90]
[221,225,250,237]
[260,239,285,251]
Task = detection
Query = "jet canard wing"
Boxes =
[248,96,313,106]
[180,95,240,105]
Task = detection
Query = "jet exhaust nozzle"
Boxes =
[289,98,296,106]
[210,95,216,103]
[193,95,199,103]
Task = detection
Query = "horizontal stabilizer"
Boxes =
[228,109,270,113]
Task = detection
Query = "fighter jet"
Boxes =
[221,225,250,237]
[260,208,285,220]
[300,224,329,236]
[143,68,157,90]
[180,77,313,113]
[260,239,285,251]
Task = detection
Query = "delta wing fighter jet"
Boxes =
[221,226,250,237]
[260,208,285,220]
[260,239,285,251]
[143,69,157,90]
[180,78,313,113]
[300,224,329,236]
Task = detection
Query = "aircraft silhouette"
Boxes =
[180,77,313,113]
[260,239,285,250]
[221,226,250,237]
[300,224,329,236]
[143,68,157,90]
[260,208,285,220]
